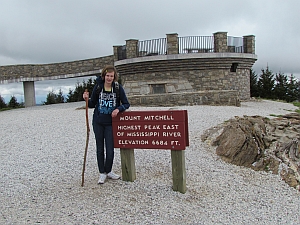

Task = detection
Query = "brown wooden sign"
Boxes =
[112,110,189,150]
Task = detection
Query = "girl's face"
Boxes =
[104,71,115,85]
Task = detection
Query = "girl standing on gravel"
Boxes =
[83,65,130,184]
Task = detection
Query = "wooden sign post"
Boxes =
[112,110,189,193]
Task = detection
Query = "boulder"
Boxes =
[202,113,300,190]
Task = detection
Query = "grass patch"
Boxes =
[293,102,300,107]
[267,101,300,117]
[0,106,25,112]
[0,108,14,112]
[269,114,282,117]
[293,102,300,114]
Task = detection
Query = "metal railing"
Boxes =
[138,38,167,56]
[117,35,245,60]
[178,36,214,53]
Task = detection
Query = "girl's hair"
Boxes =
[101,65,118,82]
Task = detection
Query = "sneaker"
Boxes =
[98,173,107,184]
[107,171,120,180]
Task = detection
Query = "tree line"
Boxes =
[250,67,300,102]
[0,77,96,110]
[0,95,23,110]
[1,66,300,110]
[42,78,96,105]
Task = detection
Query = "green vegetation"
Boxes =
[250,67,300,102]
[43,89,65,105]
[269,114,282,117]
[0,95,24,111]
[43,78,96,105]
[251,66,300,116]
[66,78,96,103]
[293,102,300,114]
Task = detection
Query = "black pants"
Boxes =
[92,121,114,174]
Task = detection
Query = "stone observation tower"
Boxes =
[0,31,256,107]
[114,32,256,106]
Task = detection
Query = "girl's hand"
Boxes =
[83,91,89,100]
[111,109,119,118]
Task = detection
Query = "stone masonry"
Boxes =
[213,32,228,53]
[243,35,255,54]
[0,55,114,83]
[114,32,256,106]
[166,33,179,55]
[116,55,256,102]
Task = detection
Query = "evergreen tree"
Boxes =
[297,80,300,101]
[257,67,275,99]
[66,89,76,102]
[56,88,65,103]
[86,77,96,93]
[250,69,259,97]
[286,74,299,102]
[0,95,7,109]
[66,77,97,102]
[273,72,288,101]
[69,81,84,102]
[44,90,57,105]
[8,96,20,108]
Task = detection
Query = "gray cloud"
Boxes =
[1,0,300,102]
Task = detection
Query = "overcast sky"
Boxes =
[0,0,299,103]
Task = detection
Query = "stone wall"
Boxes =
[0,55,114,83]
[116,55,256,101]
[127,90,240,107]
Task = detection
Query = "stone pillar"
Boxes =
[113,46,120,61]
[213,32,228,53]
[166,33,178,55]
[126,39,138,59]
[23,81,36,107]
[243,35,255,54]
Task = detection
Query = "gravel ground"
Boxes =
[0,100,300,225]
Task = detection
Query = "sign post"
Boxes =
[171,150,186,193]
[112,110,189,193]
[120,148,136,182]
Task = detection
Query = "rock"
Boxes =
[203,113,300,190]
[212,116,266,167]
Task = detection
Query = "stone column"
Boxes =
[23,81,36,107]
[243,35,255,54]
[126,39,138,59]
[213,32,228,53]
[166,33,178,55]
[113,46,121,61]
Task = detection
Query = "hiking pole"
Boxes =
[81,89,90,187]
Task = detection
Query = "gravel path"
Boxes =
[1,100,299,225]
